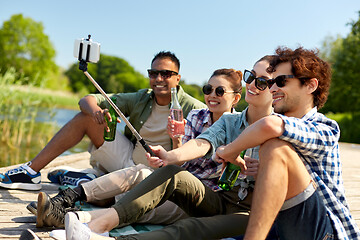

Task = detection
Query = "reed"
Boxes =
[0,68,58,167]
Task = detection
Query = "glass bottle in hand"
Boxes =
[218,149,246,191]
[170,87,185,137]
[103,96,118,141]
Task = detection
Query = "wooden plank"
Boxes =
[0,152,91,239]
[0,144,360,239]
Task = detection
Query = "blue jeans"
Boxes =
[275,189,335,240]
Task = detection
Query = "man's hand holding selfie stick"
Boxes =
[74,35,157,160]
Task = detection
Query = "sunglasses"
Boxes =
[243,70,268,91]
[202,84,237,97]
[147,69,178,80]
[266,75,295,89]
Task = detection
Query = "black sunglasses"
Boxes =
[202,84,237,97]
[147,69,178,80]
[243,70,268,91]
[267,75,295,89]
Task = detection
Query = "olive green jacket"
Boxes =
[90,86,206,144]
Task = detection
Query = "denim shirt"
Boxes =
[197,108,259,197]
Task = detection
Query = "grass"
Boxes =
[8,84,80,109]
[0,68,82,167]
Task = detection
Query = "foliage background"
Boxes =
[0,12,360,152]
[319,11,360,143]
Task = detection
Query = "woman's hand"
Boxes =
[215,145,243,165]
[215,145,246,172]
[243,157,258,178]
[146,145,168,168]
[167,116,186,149]
[167,117,186,138]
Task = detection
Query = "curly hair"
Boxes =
[210,68,243,93]
[268,46,331,109]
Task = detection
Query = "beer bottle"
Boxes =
[170,87,185,137]
[103,96,117,141]
[218,149,246,191]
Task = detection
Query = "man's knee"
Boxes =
[259,138,311,194]
[136,165,153,182]
[74,111,105,146]
[73,112,95,124]
[259,138,297,165]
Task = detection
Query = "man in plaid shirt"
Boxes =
[217,47,360,239]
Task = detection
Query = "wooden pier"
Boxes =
[0,143,359,239]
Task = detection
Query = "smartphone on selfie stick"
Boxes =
[74,35,156,158]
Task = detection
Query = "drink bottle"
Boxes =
[170,87,185,137]
[103,96,117,141]
[218,150,246,191]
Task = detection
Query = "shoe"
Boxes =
[0,163,41,190]
[27,201,38,215]
[65,212,91,240]
[49,229,66,240]
[36,188,80,228]
[48,168,96,187]
[65,213,110,240]
[19,229,42,240]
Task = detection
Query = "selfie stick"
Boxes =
[77,35,156,157]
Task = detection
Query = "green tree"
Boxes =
[319,34,343,63]
[180,80,204,102]
[65,54,149,94]
[319,35,343,113]
[234,88,248,112]
[0,14,57,86]
[321,11,360,115]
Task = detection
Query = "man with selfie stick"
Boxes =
[77,36,156,158]
[0,36,205,191]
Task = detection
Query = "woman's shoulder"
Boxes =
[188,108,210,117]
[221,109,245,117]
[186,109,211,125]
[217,109,246,124]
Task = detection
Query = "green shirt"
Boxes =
[90,86,206,144]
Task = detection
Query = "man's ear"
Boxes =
[176,74,181,85]
[307,78,318,94]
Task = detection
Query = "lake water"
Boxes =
[36,108,80,127]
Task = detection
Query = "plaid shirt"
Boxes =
[277,108,360,240]
[181,109,223,191]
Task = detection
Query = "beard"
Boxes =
[274,107,285,115]
[273,94,301,115]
